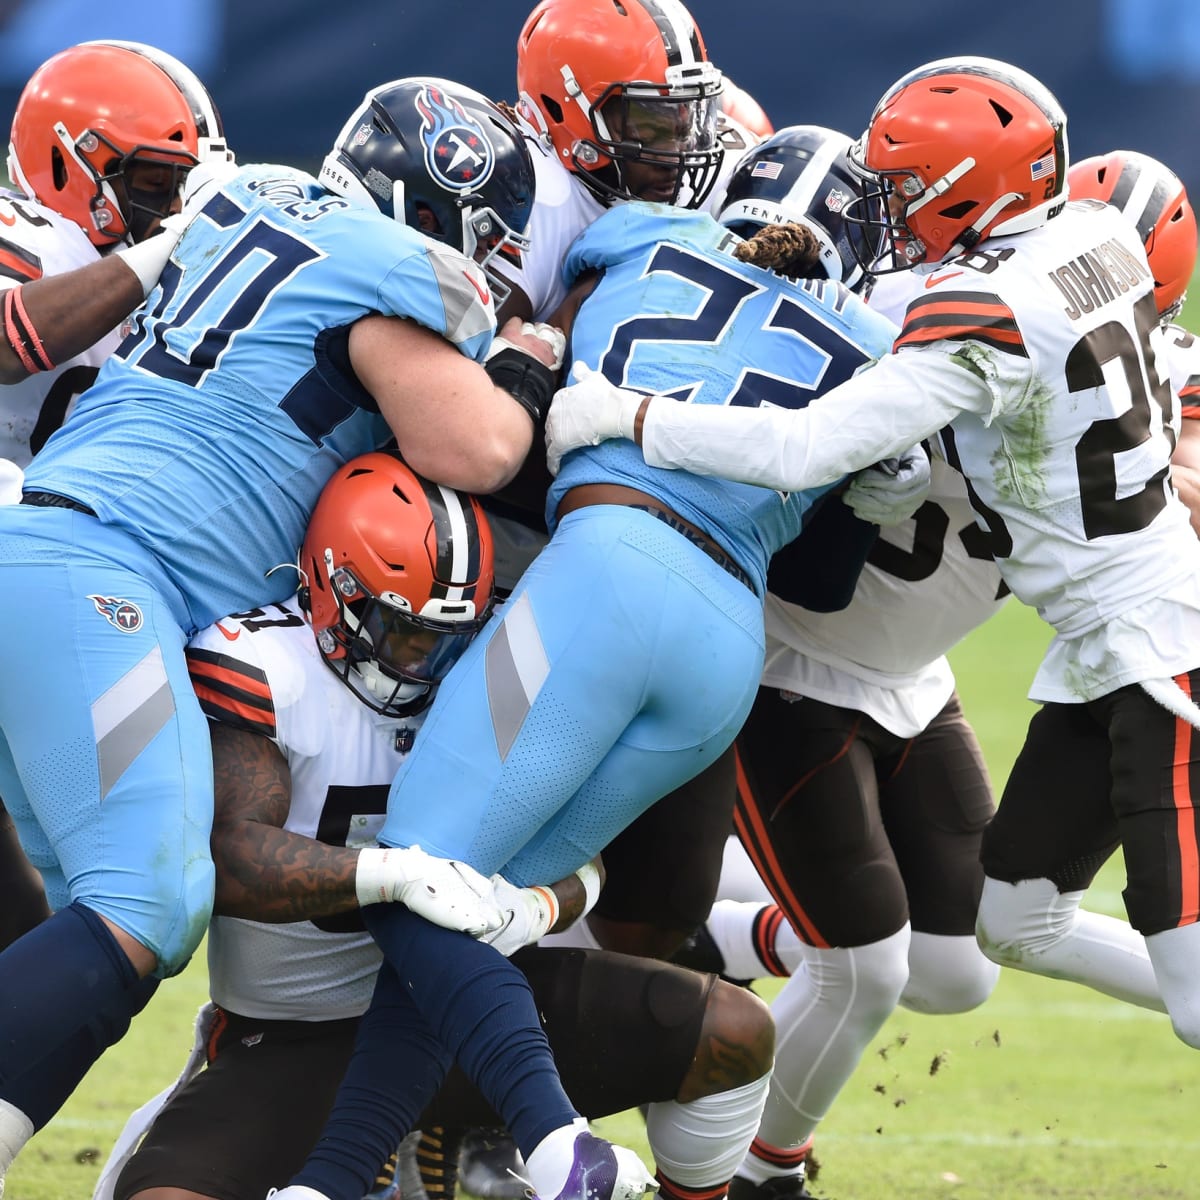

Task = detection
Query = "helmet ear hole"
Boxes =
[540,93,564,125]
[51,146,68,191]
[988,98,1014,126]
[940,200,976,220]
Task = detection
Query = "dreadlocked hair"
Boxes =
[733,222,822,279]
[497,99,521,124]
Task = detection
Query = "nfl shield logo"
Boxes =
[824,187,849,214]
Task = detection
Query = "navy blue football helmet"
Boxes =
[717,124,885,292]
[320,77,535,305]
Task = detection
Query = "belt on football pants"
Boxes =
[20,490,98,517]
[556,482,757,596]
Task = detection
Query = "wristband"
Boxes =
[485,345,560,424]
[354,846,398,907]
[530,884,561,933]
[575,861,602,917]
[114,224,183,298]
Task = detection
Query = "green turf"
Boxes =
[11,602,1197,1200]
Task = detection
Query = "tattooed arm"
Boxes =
[208,721,598,930]
[209,723,362,922]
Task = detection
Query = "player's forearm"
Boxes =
[639,353,972,492]
[0,257,143,384]
[212,822,360,922]
[547,857,605,931]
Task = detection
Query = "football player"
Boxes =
[656,124,1004,1200]
[272,74,933,1197]
[1066,149,1200,533]
[0,38,234,1162]
[549,56,1200,1060]
[0,75,560,1193]
[0,38,235,948]
[93,451,773,1200]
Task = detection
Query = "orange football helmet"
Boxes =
[1068,150,1196,323]
[301,452,495,717]
[516,0,724,207]
[7,40,230,247]
[844,57,1068,271]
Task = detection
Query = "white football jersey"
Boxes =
[501,112,758,322]
[0,190,121,466]
[189,597,423,1021]
[763,457,1008,736]
[1160,320,1200,421]
[640,200,1200,703]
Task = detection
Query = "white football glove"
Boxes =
[355,845,505,937]
[487,321,567,372]
[545,362,648,475]
[842,445,931,526]
[478,875,560,957]
[0,458,23,505]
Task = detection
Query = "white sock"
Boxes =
[0,1100,33,1178]
[1146,922,1200,1047]
[737,1134,814,1185]
[976,877,1165,1011]
[706,900,803,980]
[901,931,999,1014]
[756,929,911,1148]
[525,1117,589,1198]
[646,1073,771,1190]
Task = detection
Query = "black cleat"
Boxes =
[728,1171,818,1200]
[458,1130,527,1200]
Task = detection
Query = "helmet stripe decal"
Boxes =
[640,0,704,67]
[1109,160,1173,246]
[422,478,481,601]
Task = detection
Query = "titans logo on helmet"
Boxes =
[414,83,495,191]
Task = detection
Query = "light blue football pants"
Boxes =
[379,503,765,887]
[0,506,214,975]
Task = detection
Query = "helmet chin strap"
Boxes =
[904,156,976,216]
[946,190,1023,258]
[354,658,429,709]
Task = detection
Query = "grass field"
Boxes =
[12,286,1200,1199]
[10,601,1198,1200]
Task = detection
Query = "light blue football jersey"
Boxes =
[548,203,898,596]
[24,163,495,631]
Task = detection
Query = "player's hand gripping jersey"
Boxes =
[23,164,496,631]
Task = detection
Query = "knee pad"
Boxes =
[901,932,999,1013]
[975,876,1077,965]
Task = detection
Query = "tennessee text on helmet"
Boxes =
[8,39,231,246]
[718,124,884,292]
[516,0,724,208]
[841,56,1068,274]
[319,77,535,308]
[1068,149,1197,324]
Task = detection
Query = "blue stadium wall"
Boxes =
[2,0,1199,204]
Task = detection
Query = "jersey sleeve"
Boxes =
[0,232,43,285]
[640,348,990,492]
[187,620,279,740]
[378,234,496,363]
